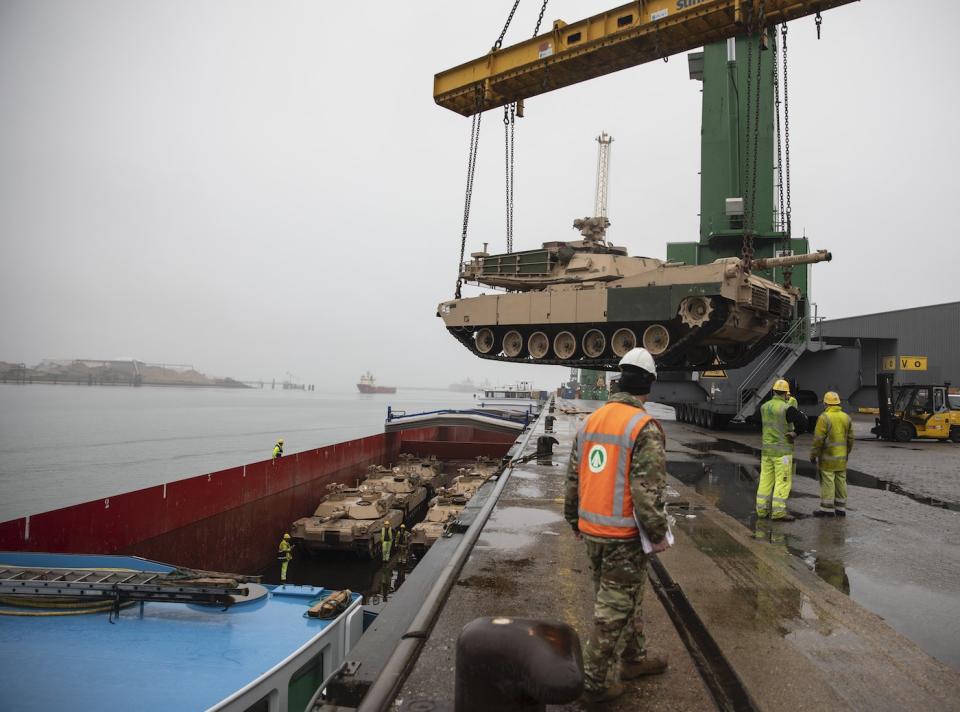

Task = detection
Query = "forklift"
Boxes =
[872,373,960,443]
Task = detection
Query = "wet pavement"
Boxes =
[668,421,960,670]
[395,398,960,711]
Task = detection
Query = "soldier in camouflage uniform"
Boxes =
[564,348,669,704]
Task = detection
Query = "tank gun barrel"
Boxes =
[752,250,832,270]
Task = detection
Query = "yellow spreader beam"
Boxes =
[434,0,857,116]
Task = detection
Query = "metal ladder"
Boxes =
[0,565,248,606]
[732,319,808,423]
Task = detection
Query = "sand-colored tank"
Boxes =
[359,466,429,520]
[438,221,831,371]
[410,494,469,557]
[444,470,490,500]
[393,454,445,490]
[290,485,403,558]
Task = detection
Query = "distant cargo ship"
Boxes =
[357,371,396,394]
[448,378,476,393]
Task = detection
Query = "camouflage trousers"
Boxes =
[583,538,649,692]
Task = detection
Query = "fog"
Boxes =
[1,1,956,390]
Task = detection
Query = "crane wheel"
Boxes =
[582,329,607,358]
[528,331,550,359]
[475,328,495,354]
[554,331,577,360]
[642,324,671,355]
[950,427,960,443]
[611,328,637,357]
[502,330,525,358]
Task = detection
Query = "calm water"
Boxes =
[0,384,477,521]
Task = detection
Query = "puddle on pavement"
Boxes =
[670,458,960,671]
[679,442,960,512]
[476,506,564,552]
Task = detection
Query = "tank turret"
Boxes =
[438,220,831,371]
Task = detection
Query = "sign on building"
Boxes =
[900,356,928,371]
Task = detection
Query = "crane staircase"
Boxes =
[731,319,808,423]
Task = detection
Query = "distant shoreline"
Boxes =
[0,378,252,389]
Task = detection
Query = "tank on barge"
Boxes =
[290,485,402,558]
[409,494,469,557]
[438,218,831,371]
[359,466,429,521]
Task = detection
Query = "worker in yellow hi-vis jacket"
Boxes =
[756,380,804,521]
[810,391,854,517]
[278,533,294,583]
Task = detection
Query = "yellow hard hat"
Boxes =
[772,379,791,393]
[823,391,841,406]
[401,524,406,528]
[278,438,284,444]
[283,533,290,539]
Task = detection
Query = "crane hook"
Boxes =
[815,11,822,40]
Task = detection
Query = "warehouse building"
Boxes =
[797,301,960,408]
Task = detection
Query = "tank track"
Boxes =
[448,312,788,373]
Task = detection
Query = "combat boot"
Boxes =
[620,655,668,679]
[813,509,835,518]
[580,682,625,704]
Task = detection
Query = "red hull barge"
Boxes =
[356,384,397,394]
[0,425,514,574]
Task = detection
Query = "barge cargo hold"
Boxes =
[0,424,516,574]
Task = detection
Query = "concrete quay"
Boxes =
[394,399,960,711]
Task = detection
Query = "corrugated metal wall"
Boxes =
[819,302,960,386]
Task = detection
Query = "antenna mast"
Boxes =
[594,131,614,218]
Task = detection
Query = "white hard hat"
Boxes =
[618,347,657,377]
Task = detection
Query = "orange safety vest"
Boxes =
[577,401,660,539]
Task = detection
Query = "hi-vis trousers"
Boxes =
[757,452,793,519]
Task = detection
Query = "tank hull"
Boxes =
[440,242,828,371]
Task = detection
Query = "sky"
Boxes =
[1,0,957,391]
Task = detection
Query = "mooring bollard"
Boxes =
[454,617,583,712]
[536,435,559,461]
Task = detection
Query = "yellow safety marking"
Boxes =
[900,356,928,371]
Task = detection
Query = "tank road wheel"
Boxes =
[642,324,671,355]
[502,330,525,358]
[553,331,577,360]
[582,329,607,358]
[679,296,715,329]
[528,331,550,359]
[474,328,495,354]
[611,328,637,357]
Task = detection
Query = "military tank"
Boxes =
[290,485,403,558]
[393,454,445,491]
[438,218,832,371]
[444,470,490,500]
[359,466,429,520]
[410,494,469,557]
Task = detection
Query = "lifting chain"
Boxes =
[455,88,485,299]
[503,103,516,252]
[741,1,765,272]
[780,22,792,238]
[815,10,823,40]
[773,26,785,233]
[533,0,549,36]
[494,0,522,50]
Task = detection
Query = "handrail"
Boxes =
[735,318,807,417]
